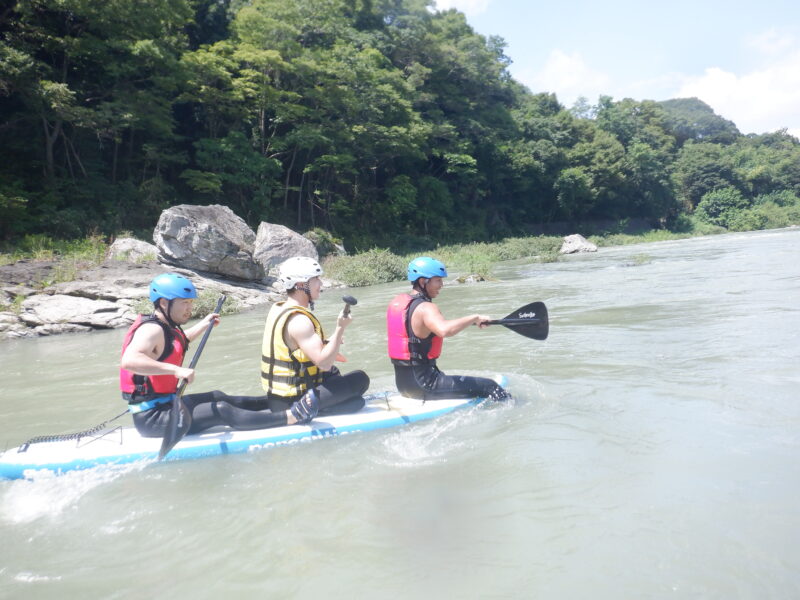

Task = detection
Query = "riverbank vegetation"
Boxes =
[323,234,566,286]
[2,0,799,254]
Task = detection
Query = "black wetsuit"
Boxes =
[131,391,289,437]
[132,367,369,438]
[264,368,369,416]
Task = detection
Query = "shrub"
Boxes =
[669,213,694,233]
[304,228,344,258]
[323,248,406,287]
[726,208,768,232]
[19,233,56,259]
[785,203,800,224]
[754,190,799,207]
[191,289,239,318]
[687,215,728,235]
[695,187,749,227]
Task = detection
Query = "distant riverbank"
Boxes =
[321,228,711,287]
[0,224,734,340]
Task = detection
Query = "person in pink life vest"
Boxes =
[386,257,509,401]
[120,273,318,437]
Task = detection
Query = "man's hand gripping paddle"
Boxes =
[333,295,358,363]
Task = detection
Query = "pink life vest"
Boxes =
[386,293,442,363]
[120,314,188,399]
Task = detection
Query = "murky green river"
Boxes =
[1,228,798,598]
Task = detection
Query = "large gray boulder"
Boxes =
[107,237,158,263]
[154,204,265,281]
[560,234,598,254]
[254,222,318,272]
[19,294,134,332]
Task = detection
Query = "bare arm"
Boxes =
[120,322,195,383]
[414,302,492,339]
[286,310,352,372]
[184,312,220,342]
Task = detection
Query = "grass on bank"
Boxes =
[0,233,107,265]
[323,207,800,286]
[0,233,109,291]
[2,203,798,292]
[322,235,564,287]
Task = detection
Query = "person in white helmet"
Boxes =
[260,256,369,418]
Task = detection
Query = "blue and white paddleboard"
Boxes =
[0,378,506,481]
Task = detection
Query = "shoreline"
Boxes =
[2,226,796,340]
[0,257,284,340]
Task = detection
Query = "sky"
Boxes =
[433,0,800,138]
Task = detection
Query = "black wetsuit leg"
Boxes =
[266,369,369,416]
[131,391,288,437]
[185,391,288,432]
[393,364,507,401]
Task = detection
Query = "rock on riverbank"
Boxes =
[0,204,345,340]
[0,258,282,339]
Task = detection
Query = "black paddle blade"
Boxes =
[488,301,549,340]
[342,295,358,316]
[158,395,192,460]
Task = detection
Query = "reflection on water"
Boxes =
[1,228,799,598]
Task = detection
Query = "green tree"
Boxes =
[555,167,594,219]
[0,0,193,236]
[659,97,740,146]
[672,141,742,209]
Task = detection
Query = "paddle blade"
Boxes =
[158,395,192,461]
[489,301,549,340]
[342,295,358,317]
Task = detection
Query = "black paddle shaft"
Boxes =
[485,301,549,341]
[159,295,226,460]
[175,295,226,396]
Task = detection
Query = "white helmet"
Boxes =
[278,256,323,290]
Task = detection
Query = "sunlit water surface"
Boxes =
[1,228,798,598]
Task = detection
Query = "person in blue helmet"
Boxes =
[386,257,509,401]
[120,273,318,438]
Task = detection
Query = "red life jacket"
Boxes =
[386,293,442,364]
[120,314,188,400]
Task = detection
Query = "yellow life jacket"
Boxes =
[261,302,324,397]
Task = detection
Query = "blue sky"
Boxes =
[433,0,800,138]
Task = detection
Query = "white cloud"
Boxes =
[433,0,491,17]
[675,49,800,137]
[516,49,612,108]
[746,29,796,56]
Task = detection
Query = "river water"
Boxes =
[1,228,798,598]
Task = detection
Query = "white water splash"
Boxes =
[14,572,63,583]
[377,406,483,467]
[1,461,149,525]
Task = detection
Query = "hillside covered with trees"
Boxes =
[1,0,798,250]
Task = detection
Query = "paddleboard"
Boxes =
[0,377,507,481]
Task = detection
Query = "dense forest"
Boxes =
[1,0,799,251]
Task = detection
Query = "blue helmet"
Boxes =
[407,257,447,282]
[149,273,198,303]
